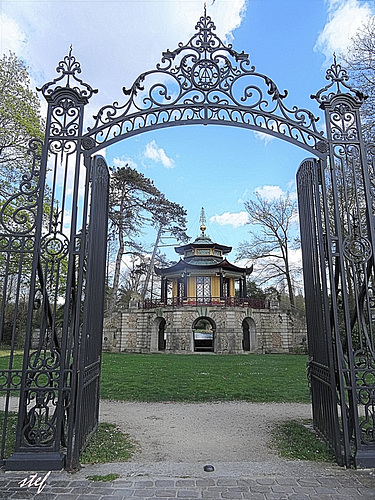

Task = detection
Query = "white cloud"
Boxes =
[144,140,174,169]
[113,156,138,170]
[210,211,249,228]
[254,185,285,200]
[253,130,275,145]
[1,1,247,111]
[0,13,25,54]
[315,0,373,61]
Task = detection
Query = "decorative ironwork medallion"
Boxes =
[344,235,372,263]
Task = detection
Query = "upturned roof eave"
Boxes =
[154,258,253,276]
[174,241,232,255]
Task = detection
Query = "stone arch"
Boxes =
[192,316,216,352]
[151,316,166,352]
[242,317,257,353]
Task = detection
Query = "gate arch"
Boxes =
[66,11,328,157]
[1,9,375,471]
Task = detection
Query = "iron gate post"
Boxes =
[4,50,102,470]
[308,56,375,467]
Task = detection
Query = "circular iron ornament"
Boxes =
[192,60,219,90]
[40,232,69,261]
[82,136,96,150]
[343,235,372,263]
[315,140,329,154]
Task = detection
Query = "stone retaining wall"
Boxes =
[102,303,307,354]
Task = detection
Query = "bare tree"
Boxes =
[237,192,301,307]
[344,17,375,143]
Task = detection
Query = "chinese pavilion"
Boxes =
[103,209,307,354]
[154,209,253,310]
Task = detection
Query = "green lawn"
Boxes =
[0,351,311,403]
[0,350,23,370]
[100,353,311,403]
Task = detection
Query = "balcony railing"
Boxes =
[143,297,268,309]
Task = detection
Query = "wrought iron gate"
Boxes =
[297,58,375,467]
[1,10,375,469]
[0,52,109,469]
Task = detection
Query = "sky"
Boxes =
[1,0,374,278]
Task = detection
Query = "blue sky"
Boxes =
[1,0,374,272]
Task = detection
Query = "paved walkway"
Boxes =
[1,460,375,499]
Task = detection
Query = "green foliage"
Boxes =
[80,422,138,464]
[0,411,18,459]
[100,353,310,403]
[272,420,334,462]
[107,165,188,313]
[246,279,266,299]
[0,52,44,197]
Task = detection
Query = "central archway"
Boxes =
[193,316,216,352]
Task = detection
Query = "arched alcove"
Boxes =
[242,317,257,353]
[150,317,167,351]
[193,316,216,352]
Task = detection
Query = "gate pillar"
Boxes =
[4,50,105,470]
[300,57,375,467]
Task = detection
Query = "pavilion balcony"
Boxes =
[142,297,268,309]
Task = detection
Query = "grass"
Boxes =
[80,422,138,465]
[0,411,18,459]
[100,353,310,403]
[0,353,323,466]
[0,414,137,466]
[87,473,120,482]
[272,420,335,462]
[0,350,23,369]
[0,351,310,403]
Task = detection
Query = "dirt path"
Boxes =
[99,401,312,463]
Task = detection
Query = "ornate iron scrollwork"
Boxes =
[37,46,98,102]
[311,53,367,106]
[0,139,42,237]
[82,13,326,156]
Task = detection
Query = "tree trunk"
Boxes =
[141,224,163,302]
[108,200,125,315]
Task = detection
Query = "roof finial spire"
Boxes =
[200,207,207,236]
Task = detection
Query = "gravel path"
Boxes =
[99,401,312,463]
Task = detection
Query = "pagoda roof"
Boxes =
[175,235,232,255]
[175,207,232,255]
[155,258,253,276]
